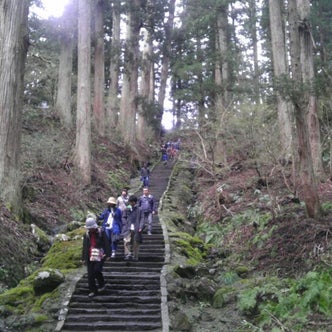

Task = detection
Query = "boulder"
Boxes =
[33,269,64,295]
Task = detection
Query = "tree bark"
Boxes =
[75,0,91,185]
[248,0,260,103]
[55,1,76,130]
[93,0,105,136]
[0,0,29,215]
[106,0,121,130]
[269,0,294,158]
[297,3,323,176]
[137,27,154,142]
[214,3,229,167]
[288,0,321,218]
[118,0,142,144]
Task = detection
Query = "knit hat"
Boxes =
[85,217,98,229]
[107,197,117,205]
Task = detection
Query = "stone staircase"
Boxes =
[60,162,173,332]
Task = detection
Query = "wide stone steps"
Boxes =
[60,162,173,331]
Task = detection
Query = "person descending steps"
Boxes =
[60,161,174,332]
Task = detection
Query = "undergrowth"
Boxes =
[238,269,332,330]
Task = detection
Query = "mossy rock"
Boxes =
[40,232,83,270]
[212,286,235,308]
[33,269,64,296]
[174,264,196,279]
[171,311,192,331]
[173,232,208,265]
[31,224,52,252]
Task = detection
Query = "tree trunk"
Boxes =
[137,28,154,142]
[297,3,323,176]
[93,0,105,136]
[268,0,294,158]
[75,0,91,185]
[55,1,76,130]
[157,0,175,131]
[106,0,121,130]
[118,0,141,144]
[288,0,321,218]
[248,0,260,103]
[214,4,229,167]
[0,0,29,215]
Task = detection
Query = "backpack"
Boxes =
[140,195,152,212]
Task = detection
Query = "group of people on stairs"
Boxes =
[81,184,156,297]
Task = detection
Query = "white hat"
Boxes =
[85,217,98,229]
[107,197,117,205]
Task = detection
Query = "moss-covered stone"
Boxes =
[173,232,208,266]
[31,224,52,252]
[171,311,192,331]
[32,269,64,295]
[212,286,235,308]
[174,264,196,279]
[40,228,84,270]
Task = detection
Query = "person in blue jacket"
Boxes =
[98,197,122,258]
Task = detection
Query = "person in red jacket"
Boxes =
[82,215,110,297]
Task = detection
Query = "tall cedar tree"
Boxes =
[0,0,29,215]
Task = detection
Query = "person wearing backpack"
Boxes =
[82,215,111,297]
[138,187,155,235]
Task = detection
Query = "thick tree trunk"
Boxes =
[75,0,91,185]
[55,2,76,130]
[269,0,294,158]
[297,3,323,176]
[93,0,105,136]
[137,28,154,142]
[106,0,121,130]
[0,0,29,215]
[157,0,175,131]
[119,0,141,144]
[288,0,321,218]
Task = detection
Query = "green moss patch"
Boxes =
[173,232,208,266]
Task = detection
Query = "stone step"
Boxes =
[65,313,161,323]
[60,162,173,331]
[67,302,161,310]
[61,320,162,331]
[67,306,161,315]
[69,294,161,304]
[76,282,160,291]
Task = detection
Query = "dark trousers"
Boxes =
[87,260,105,293]
[105,228,119,252]
[142,176,149,187]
